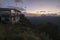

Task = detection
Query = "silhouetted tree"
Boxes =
[19,14,32,27]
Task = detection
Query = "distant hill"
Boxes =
[26,16,60,25]
[26,16,60,31]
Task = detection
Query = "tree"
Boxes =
[19,14,32,26]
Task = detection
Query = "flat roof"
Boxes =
[0,8,21,12]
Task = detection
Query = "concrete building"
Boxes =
[0,8,22,24]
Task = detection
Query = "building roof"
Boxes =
[0,8,21,12]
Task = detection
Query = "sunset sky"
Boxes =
[1,0,60,14]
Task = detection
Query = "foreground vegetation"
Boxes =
[0,14,59,40]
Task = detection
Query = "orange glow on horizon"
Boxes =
[26,10,37,14]
[26,10,60,15]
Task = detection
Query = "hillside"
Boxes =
[0,14,59,40]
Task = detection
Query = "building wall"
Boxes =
[11,16,20,24]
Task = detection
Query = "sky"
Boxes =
[0,0,60,14]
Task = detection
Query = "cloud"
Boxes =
[15,0,23,3]
[56,5,60,9]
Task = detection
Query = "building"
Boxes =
[0,8,22,24]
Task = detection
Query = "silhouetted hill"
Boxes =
[26,16,60,25]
